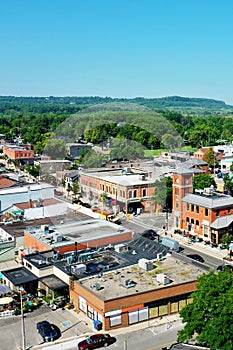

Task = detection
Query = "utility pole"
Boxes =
[19,287,26,350]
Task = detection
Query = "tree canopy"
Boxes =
[153,176,173,209]
[193,174,216,192]
[178,269,233,350]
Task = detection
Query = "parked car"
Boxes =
[142,229,159,240]
[187,254,205,263]
[82,202,92,208]
[77,333,113,350]
[217,264,233,272]
[36,321,59,342]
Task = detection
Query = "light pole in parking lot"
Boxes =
[19,287,26,350]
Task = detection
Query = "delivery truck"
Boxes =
[160,237,180,252]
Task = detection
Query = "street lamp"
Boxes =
[19,287,26,350]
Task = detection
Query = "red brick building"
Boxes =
[79,168,156,214]
[3,144,34,164]
[69,255,204,330]
[173,169,233,244]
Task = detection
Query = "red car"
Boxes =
[78,334,112,350]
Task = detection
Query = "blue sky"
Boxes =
[1,0,233,104]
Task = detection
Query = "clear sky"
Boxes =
[1,0,233,104]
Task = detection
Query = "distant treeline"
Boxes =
[0,95,233,114]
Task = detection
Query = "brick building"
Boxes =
[79,168,156,214]
[70,253,205,330]
[173,169,233,244]
[3,144,34,165]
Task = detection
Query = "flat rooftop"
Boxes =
[25,218,133,248]
[79,254,206,300]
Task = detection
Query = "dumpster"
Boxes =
[93,320,102,331]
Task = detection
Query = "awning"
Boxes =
[11,210,24,216]
[0,297,13,305]
[0,284,11,295]
[128,199,141,204]
[40,275,67,291]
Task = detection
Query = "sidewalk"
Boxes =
[31,311,181,350]
[164,230,228,261]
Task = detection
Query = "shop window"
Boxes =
[171,302,179,313]
[158,305,168,316]
[110,314,121,327]
[149,307,158,319]
[87,305,94,320]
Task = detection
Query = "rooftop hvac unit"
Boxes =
[66,256,73,265]
[138,258,153,271]
[157,273,170,285]
[41,225,49,234]
[157,253,163,261]
[50,233,63,242]
[71,264,86,275]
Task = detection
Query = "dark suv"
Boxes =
[37,321,59,342]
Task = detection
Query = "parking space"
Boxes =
[0,306,92,350]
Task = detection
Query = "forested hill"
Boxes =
[0,95,233,114]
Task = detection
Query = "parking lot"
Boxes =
[0,306,93,350]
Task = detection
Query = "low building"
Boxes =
[69,240,208,330]
[0,183,55,213]
[2,144,34,165]
[66,142,92,161]
[24,219,134,254]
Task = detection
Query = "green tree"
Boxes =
[193,174,216,192]
[161,133,182,151]
[44,138,66,160]
[70,180,79,198]
[220,233,233,249]
[153,176,173,209]
[178,269,233,349]
[223,173,233,195]
[202,147,216,167]
[82,150,107,168]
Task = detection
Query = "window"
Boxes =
[205,208,208,216]
[133,190,137,198]
[191,205,194,212]
[228,207,231,214]
[187,203,190,211]
[175,178,179,183]
[175,188,179,195]
[128,191,132,199]
[196,206,199,213]
[196,220,199,230]
[142,189,146,197]
[110,314,121,327]
[216,209,220,216]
